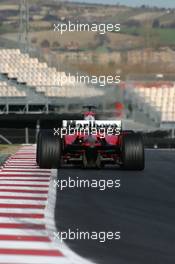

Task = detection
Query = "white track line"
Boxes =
[0,177,50,181]
[0,192,47,197]
[0,200,46,205]
[0,229,47,236]
[0,255,66,264]
[0,173,50,177]
[0,208,44,214]
[9,160,36,162]
[0,186,48,190]
[0,242,59,250]
[0,217,45,224]
[3,166,39,169]
[0,171,49,174]
[0,181,49,185]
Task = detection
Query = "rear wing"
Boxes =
[62,120,122,130]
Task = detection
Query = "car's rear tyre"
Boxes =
[38,130,62,169]
[36,131,41,165]
[121,133,145,170]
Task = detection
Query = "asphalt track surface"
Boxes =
[55,149,175,264]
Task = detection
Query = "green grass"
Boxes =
[0,23,17,34]
[155,28,175,45]
[0,144,20,155]
[120,27,175,46]
[0,154,8,166]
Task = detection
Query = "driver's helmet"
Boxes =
[84,114,95,121]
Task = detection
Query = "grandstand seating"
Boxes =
[124,81,175,123]
[0,49,103,98]
[1,49,174,126]
[0,80,26,97]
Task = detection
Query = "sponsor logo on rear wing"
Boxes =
[54,120,122,138]
[62,120,122,130]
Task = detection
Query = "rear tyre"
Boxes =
[121,133,145,170]
[36,131,41,165]
[38,130,62,169]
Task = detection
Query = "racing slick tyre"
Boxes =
[36,131,41,165]
[121,133,145,171]
[38,130,62,169]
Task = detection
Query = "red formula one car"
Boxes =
[36,107,145,170]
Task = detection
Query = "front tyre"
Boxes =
[121,133,145,171]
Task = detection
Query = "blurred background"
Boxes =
[0,0,175,148]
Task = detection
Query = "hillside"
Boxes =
[0,1,175,50]
[0,0,175,77]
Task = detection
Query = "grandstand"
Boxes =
[124,81,175,129]
[0,48,110,142]
[0,81,26,97]
[0,48,175,142]
[0,49,106,114]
